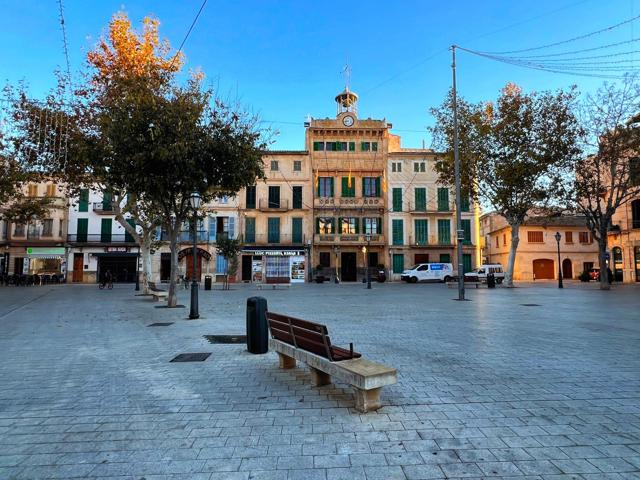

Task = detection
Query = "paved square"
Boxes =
[1,282,639,479]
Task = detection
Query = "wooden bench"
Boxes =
[446,281,487,289]
[266,312,397,412]
[148,282,168,301]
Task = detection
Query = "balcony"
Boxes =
[314,196,384,210]
[406,202,452,214]
[314,233,385,245]
[67,234,137,244]
[241,234,305,246]
[406,235,456,247]
[259,198,290,212]
[93,202,115,214]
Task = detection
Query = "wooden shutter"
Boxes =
[375,177,381,197]
[101,218,112,243]
[376,217,382,234]
[76,218,88,242]
[79,189,89,212]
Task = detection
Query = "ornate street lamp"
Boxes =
[189,192,202,319]
[554,231,563,289]
[365,233,372,289]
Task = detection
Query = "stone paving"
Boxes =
[0,281,639,480]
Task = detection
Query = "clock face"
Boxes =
[342,115,354,127]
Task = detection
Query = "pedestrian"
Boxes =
[105,269,114,289]
[607,267,613,285]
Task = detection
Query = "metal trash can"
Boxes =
[487,273,496,289]
[246,296,268,354]
[204,275,212,291]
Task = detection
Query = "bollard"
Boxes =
[246,296,269,354]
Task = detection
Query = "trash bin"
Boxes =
[246,296,268,354]
[487,273,496,289]
[204,275,212,291]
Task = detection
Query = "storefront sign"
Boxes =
[26,247,65,256]
[244,250,304,256]
[106,247,128,253]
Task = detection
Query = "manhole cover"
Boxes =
[521,303,541,307]
[148,322,174,327]
[170,353,211,362]
[204,335,247,344]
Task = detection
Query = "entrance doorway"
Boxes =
[562,259,573,279]
[160,253,171,282]
[368,252,378,269]
[98,255,136,283]
[14,257,24,275]
[185,253,202,281]
[532,259,554,279]
[415,253,429,264]
[341,252,357,281]
[73,253,83,282]
[241,255,252,282]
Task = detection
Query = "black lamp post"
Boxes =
[189,192,201,319]
[135,244,140,291]
[554,231,563,289]
[365,233,372,289]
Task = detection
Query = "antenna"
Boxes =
[342,63,352,90]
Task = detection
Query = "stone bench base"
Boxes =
[150,291,168,301]
[270,338,397,413]
[257,283,291,290]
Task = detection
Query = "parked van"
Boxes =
[401,263,455,283]
[464,264,505,284]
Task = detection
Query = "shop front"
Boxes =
[93,250,138,283]
[25,247,66,277]
[240,247,307,284]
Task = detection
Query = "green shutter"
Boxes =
[267,218,280,243]
[342,177,355,197]
[415,188,426,211]
[392,254,404,274]
[437,219,451,244]
[375,177,381,197]
[315,218,320,234]
[460,196,470,212]
[392,219,403,245]
[349,142,355,151]
[376,217,382,234]
[463,254,472,274]
[354,218,359,234]
[292,186,302,209]
[440,253,451,263]
[292,218,303,243]
[76,218,88,242]
[461,219,471,245]
[392,188,402,212]
[101,218,112,243]
[415,219,428,245]
[372,142,378,152]
[246,186,256,209]
[437,188,449,211]
[102,191,112,211]
[78,189,89,212]
[124,218,136,243]
[337,217,343,234]
[245,217,255,243]
[329,178,334,197]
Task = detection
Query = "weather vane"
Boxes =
[342,63,352,90]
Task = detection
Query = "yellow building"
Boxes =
[481,213,599,280]
[607,195,640,282]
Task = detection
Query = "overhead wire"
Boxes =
[169,0,209,71]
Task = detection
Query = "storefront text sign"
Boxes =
[106,247,128,253]
[244,250,304,256]
[26,247,65,255]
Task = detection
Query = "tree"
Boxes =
[215,236,241,290]
[430,83,583,286]
[573,77,640,290]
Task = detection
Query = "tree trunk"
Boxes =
[167,231,180,307]
[140,237,152,295]
[504,222,520,287]
[598,229,610,291]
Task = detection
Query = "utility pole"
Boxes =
[451,45,465,301]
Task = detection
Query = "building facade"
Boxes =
[481,213,599,281]
[607,195,640,282]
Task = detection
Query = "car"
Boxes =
[464,264,505,284]
[401,263,455,283]
[589,268,600,281]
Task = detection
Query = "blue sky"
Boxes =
[1,0,638,150]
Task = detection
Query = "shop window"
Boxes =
[318,177,334,197]
[245,186,256,209]
[293,160,302,172]
[528,231,544,243]
[266,256,289,279]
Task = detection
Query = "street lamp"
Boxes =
[554,231,563,289]
[189,192,202,319]
[365,233,372,289]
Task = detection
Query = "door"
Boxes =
[185,253,202,281]
[73,253,83,282]
[562,259,573,279]
[340,252,357,281]
[98,256,136,283]
[415,253,429,264]
[241,255,252,282]
[14,257,24,275]
[368,252,378,271]
[416,264,430,281]
[532,259,554,280]
[160,253,171,282]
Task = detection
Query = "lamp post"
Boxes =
[365,233,372,289]
[554,231,563,289]
[135,244,140,291]
[189,192,202,319]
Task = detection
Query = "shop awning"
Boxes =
[26,247,65,259]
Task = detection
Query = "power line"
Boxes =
[482,13,640,55]
[169,0,209,70]
[514,37,640,58]
[56,0,72,87]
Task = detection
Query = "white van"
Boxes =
[401,263,454,283]
[464,264,505,284]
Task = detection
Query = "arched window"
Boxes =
[632,199,640,229]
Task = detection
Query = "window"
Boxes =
[216,255,228,273]
[349,142,355,152]
[361,141,377,151]
[341,177,356,197]
[461,219,471,245]
[437,219,451,244]
[292,218,303,243]
[319,252,331,268]
[413,162,426,173]
[392,254,404,274]
[460,196,470,212]
[316,217,335,234]
[528,231,544,243]
[313,141,324,151]
[246,186,256,209]
[245,217,256,243]
[579,231,591,244]
[339,217,359,234]
[632,199,640,229]
[363,217,382,235]
[270,160,279,171]
[437,188,449,211]
[292,186,303,209]
[495,236,499,248]
[78,189,89,212]
[372,142,378,152]
[392,188,403,212]
[42,219,53,237]
[46,184,56,197]
[440,253,451,263]
[336,142,348,151]
[318,177,334,197]
[565,231,573,243]
[267,218,280,243]
[363,177,381,197]
[102,191,113,211]
[630,157,640,186]
[76,218,88,242]
[414,188,426,211]
[293,160,302,172]
[219,196,229,204]
[415,219,428,245]
[124,218,136,243]
[503,233,507,247]
[268,186,280,208]
[28,184,38,197]
[14,224,25,237]
[391,162,402,172]
[101,218,112,243]
[392,219,403,245]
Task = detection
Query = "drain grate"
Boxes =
[170,353,211,362]
[204,335,247,344]
[521,303,541,307]
[148,322,174,327]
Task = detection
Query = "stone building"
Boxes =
[607,194,640,282]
